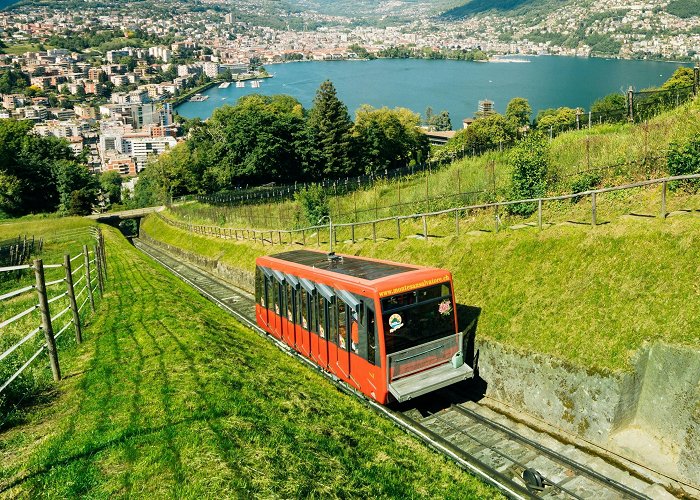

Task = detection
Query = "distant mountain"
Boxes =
[441,0,535,18]
[284,0,457,18]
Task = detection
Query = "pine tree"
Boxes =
[307,80,355,178]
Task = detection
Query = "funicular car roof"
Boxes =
[263,249,418,282]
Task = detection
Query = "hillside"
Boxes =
[0,223,499,497]
[168,96,700,232]
[143,189,700,374]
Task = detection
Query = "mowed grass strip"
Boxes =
[0,226,500,498]
[143,198,700,372]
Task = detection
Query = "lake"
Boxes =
[175,56,693,126]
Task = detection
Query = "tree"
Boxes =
[0,119,78,216]
[508,133,549,216]
[0,69,30,94]
[427,109,452,131]
[55,160,98,215]
[535,107,578,135]
[505,97,532,128]
[307,81,356,178]
[590,93,627,122]
[100,170,123,205]
[440,113,516,160]
[294,184,329,225]
[352,106,429,175]
[178,94,312,190]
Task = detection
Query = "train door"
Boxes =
[352,299,383,399]
[315,283,335,370]
[336,290,362,389]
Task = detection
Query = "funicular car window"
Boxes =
[272,279,280,315]
[301,291,308,330]
[381,282,454,354]
[338,301,347,350]
[286,283,294,322]
[318,295,327,338]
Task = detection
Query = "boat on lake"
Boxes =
[189,93,209,102]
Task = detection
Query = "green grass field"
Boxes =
[0,224,500,498]
[143,188,700,373]
[170,96,700,231]
[1,217,101,416]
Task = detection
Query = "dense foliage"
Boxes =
[137,81,429,204]
[667,135,700,191]
[0,119,97,216]
[665,0,700,19]
[507,133,549,215]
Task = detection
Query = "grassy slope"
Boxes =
[0,225,500,498]
[1,217,100,414]
[143,201,700,373]
[170,98,700,231]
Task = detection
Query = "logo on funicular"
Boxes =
[389,313,403,333]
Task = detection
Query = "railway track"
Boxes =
[134,238,674,500]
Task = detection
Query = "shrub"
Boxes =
[507,134,549,216]
[294,184,329,225]
[667,136,700,191]
[569,172,602,203]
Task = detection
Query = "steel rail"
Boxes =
[452,405,652,500]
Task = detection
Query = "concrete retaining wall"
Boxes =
[139,231,255,293]
[476,339,700,487]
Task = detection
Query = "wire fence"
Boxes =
[0,227,108,409]
[0,235,43,273]
[170,153,669,231]
[157,174,700,247]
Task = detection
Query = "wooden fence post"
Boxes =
[422,215,428,239]
[351,224,355,243]
[64,254,82,344]
[627,87,635,122]
[396,218,401,239]
[660,181,667,219]
[302,229,306,246]
[317,229,320,246]
[455,211,459,236]
[591,192,597,227]
[34,259,61,381]
[538,199,543,230]
[83,245,95,312]
[494,206,500,233]
[372,222,377,242]
[93,244,104,297]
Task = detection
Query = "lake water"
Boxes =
[176,56,693,125]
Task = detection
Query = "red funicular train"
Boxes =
[255,250,473,404]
